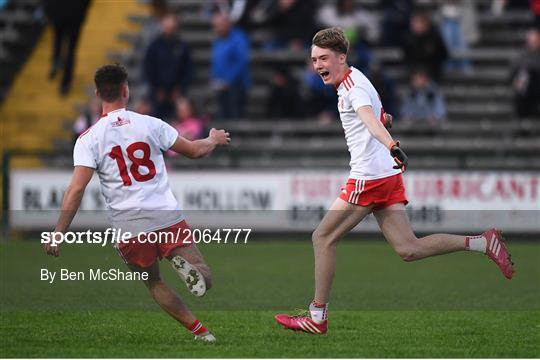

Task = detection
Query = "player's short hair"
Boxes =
[94,64,128,102]
[312,27,349,55]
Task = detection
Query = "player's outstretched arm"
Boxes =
[169,128,231,159]
[356,105,408,171]
[45,165,94,257]
[356,105,394,146]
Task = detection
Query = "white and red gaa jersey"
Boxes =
[73,108,182,233]
[336,66,401,180]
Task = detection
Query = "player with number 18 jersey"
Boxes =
[74,108,183,234]
[47,64,230,343]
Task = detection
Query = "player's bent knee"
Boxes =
[395,245,418,262]
[135,269,161,289]
[312,230,335,248]
[146,278,164,293]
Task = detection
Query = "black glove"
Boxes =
[389,141,408,171]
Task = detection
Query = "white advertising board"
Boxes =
[9,170,540,233]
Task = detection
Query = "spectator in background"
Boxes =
[133,96,152,116]
[266,67,302,119]
[43,0,90,96]
[263,0,316,51]
[202,0,262,31]
[301,60,338,124]
[402,13,449,81]
[400,69,446,126]
[73,96,101,144]
[511,28,540,118]
[317,0,380,45]
[143,13,193,120]
[438,0,478,73]
[380,0,413,47]
[211,13,251,120]
[491,0,531,16]
[316,0,378,72]
[366,62,398,117]
[171,98,205,141]
[140,0,169,53]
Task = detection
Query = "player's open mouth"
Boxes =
[319,71,330,82]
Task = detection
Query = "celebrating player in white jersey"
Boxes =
[275,28,514,335]
[44,64,230,342]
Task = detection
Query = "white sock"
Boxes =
[309,301,328,324]
[466,235,487,253]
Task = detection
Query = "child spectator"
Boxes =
[172,97,205,141]
[400,69,447,126]
[167,98,206,159]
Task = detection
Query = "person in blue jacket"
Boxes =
[211,13,251,120]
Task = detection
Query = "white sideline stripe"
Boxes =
[298,321,308,332]
[495,242,501,257]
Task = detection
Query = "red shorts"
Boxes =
[116,220,193,268]
[339,174,408,210]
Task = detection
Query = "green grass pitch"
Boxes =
[1,239,539,357]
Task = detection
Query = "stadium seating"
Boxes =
[0,0,148,157]
[0,0,42,102]
[1,0,538,171]
[106,0,538,170]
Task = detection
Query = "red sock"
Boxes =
[188,320,207,335]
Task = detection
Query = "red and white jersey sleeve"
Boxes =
[73,135,97,169]
[74,108,182,233]
[336,66,401,180]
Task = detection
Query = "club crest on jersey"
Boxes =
[112,117,131,127]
